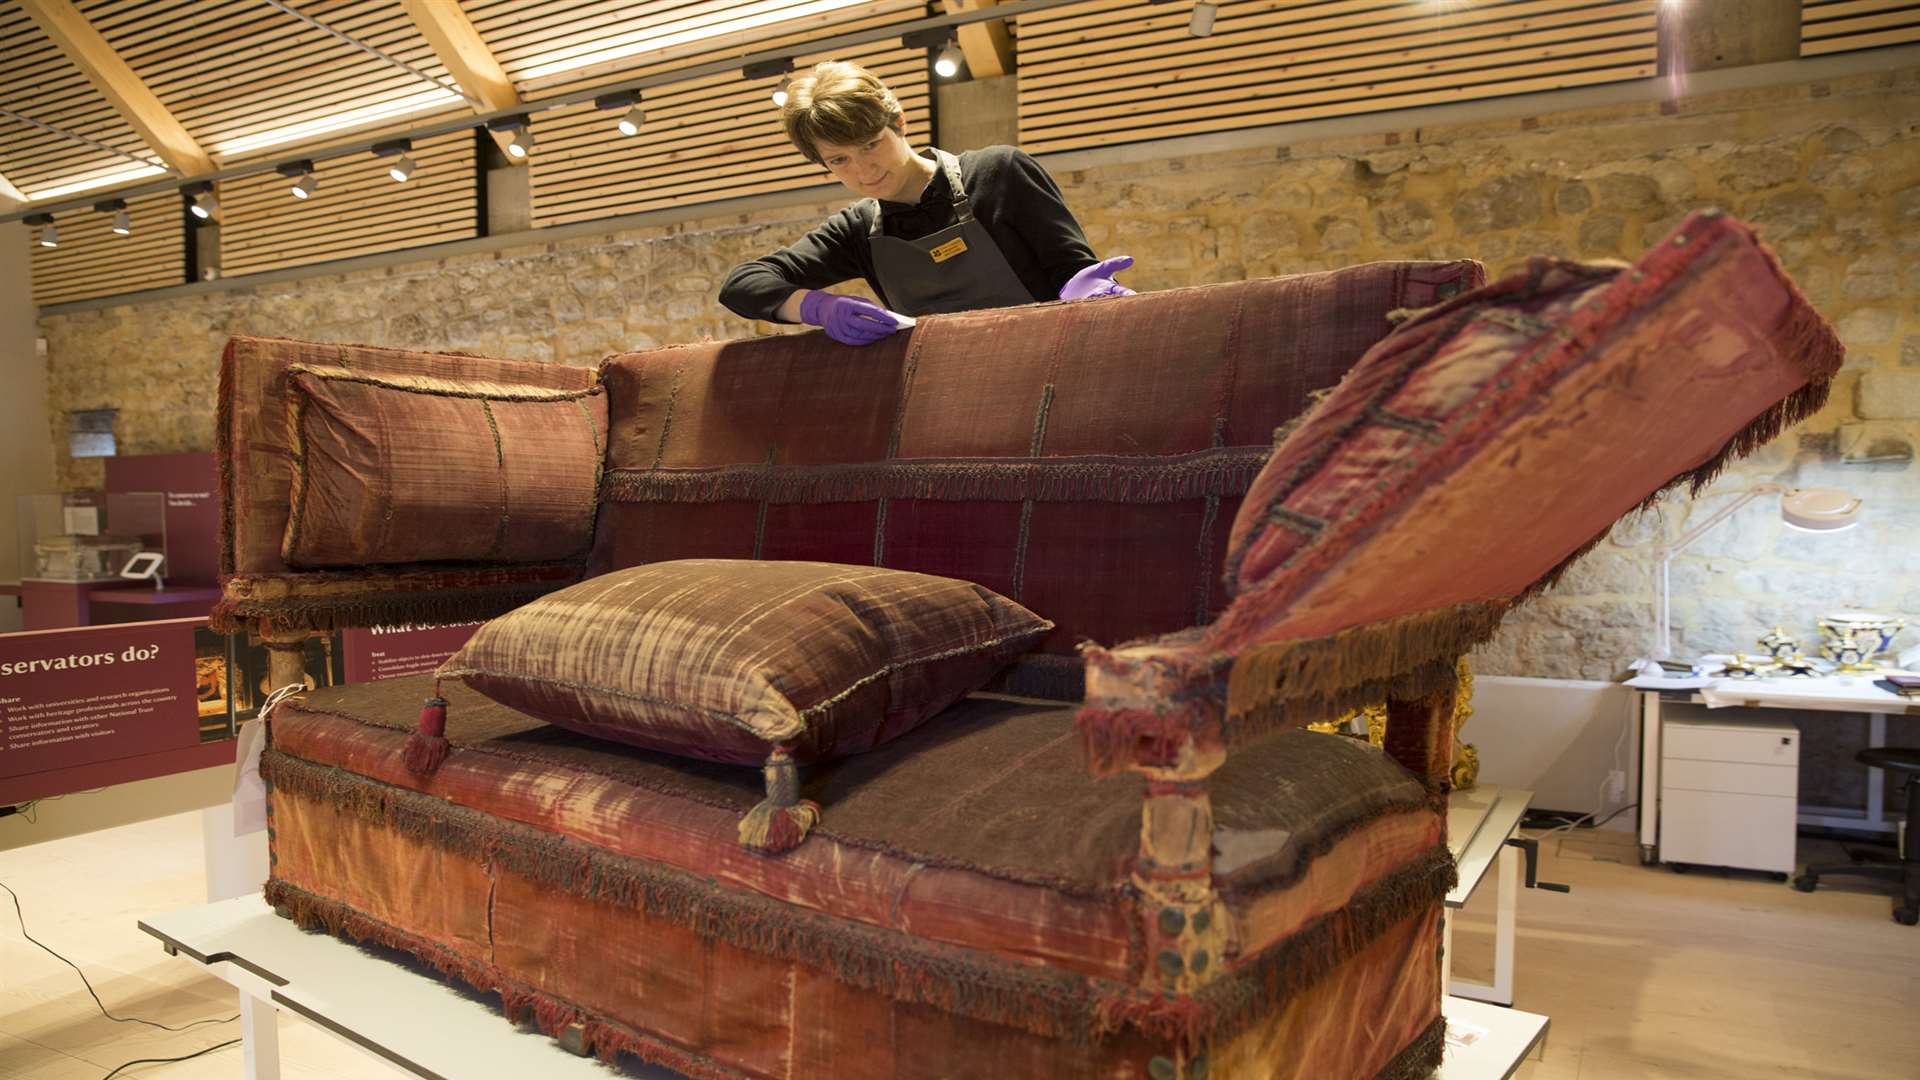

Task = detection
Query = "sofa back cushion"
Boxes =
[592,263,1481,699]
[284,365,607,567]
[221,336,599,577]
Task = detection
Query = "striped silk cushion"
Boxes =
[283,365,607,568]
[438,560,1053,766]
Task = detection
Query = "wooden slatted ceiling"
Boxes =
[466,0,907,90]
[28,191,183,305]
[218,129,476,275]
[0,0,163,198]
[1017,0,1660,155]
[1802,0,1920,55]
[74,0,472,162]
[524,5,931,228]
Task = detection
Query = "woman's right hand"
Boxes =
[797,290,902,346]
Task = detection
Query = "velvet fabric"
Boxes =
[1079,211,1845,773]
[439,560,1052,766]
[592,263,1482,699]
[283,365,607,567]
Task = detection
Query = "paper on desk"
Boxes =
[1446,1017,1489,1048]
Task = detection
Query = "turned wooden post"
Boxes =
[259,628,311,694]
[1384,666,1462,798]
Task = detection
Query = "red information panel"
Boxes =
[1,619,202,790]
[341,623,482,684]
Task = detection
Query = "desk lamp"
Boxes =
[1651,484,1861,660]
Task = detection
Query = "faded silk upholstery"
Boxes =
[440,560,1052,765]
[241,229,1839,1079]
[282,366,608,567]
[1081,212,1844,772]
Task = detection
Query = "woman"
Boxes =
[719,61,1132,345]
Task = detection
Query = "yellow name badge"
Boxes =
[929,237,969,263]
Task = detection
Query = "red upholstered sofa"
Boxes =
[217,211,1837,1079]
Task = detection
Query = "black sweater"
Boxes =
[718,145,1098,321]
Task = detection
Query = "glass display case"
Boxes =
[16,491,168,582]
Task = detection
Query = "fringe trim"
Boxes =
[602,447,1272,507]
[211,578,574,635]
[1375,1014,1447,1080]
[264,879,747,1080]
[1224,603,1509,721]
[1093,846,1456,1050]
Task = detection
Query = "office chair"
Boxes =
[1792,747,1920,925]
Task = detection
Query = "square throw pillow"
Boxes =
[282,364,607,568]
[431,560,1052,852]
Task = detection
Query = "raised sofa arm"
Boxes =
[1079,210,1843,998]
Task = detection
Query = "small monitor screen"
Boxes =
[120,551,166,580]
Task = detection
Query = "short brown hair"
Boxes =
[780,61,903,165]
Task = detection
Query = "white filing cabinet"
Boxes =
[1659,716,1800,874]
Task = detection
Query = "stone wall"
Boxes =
[35,64,1920,680]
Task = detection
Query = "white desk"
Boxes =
[144,894,1548,1079]
[1635,674,1915,864]
[1443,785,1534,1006]
[1439,996,1550,1079]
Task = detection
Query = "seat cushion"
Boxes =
[437,560,1052,766]
[267,676,1443,987]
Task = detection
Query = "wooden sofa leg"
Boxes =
[1384,665,1462,801]
[260,629,311,693]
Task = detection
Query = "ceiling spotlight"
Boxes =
[487,116,534,160]
[1189,1,1217,36]
[26,213,57,248]
[183,182,218,219]
[595,90,645,136]
[277,160,318,199]
[373,138,415,182]
[96,199,131,235]
[934,41,964,79]
[743,57,796,106]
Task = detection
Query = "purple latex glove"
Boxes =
[798,290,900,346]
[1059,255,1136,301]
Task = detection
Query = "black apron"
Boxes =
[864,148,1034,317]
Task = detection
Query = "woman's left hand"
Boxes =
[1059,255,1136,301]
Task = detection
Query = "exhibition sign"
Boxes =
[2,618,480,804]
[0,618,213,803]
[341,623,482,684]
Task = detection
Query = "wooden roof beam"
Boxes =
[19,0,213,175]
[953,0,1014,78]
[0,170,27,208]
[399,0,524,159]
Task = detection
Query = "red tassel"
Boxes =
[403,696,450,777]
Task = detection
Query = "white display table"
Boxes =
[144,894,1551,1078]
[1443,785,1537,1006]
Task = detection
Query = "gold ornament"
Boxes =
[1307,658,1479,791]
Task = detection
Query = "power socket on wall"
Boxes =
[1605,769,1628,805]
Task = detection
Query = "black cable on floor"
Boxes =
[0,878,238,1032]
[100,1037,242,1079]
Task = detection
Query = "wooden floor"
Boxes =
[0,812,1915,1079]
